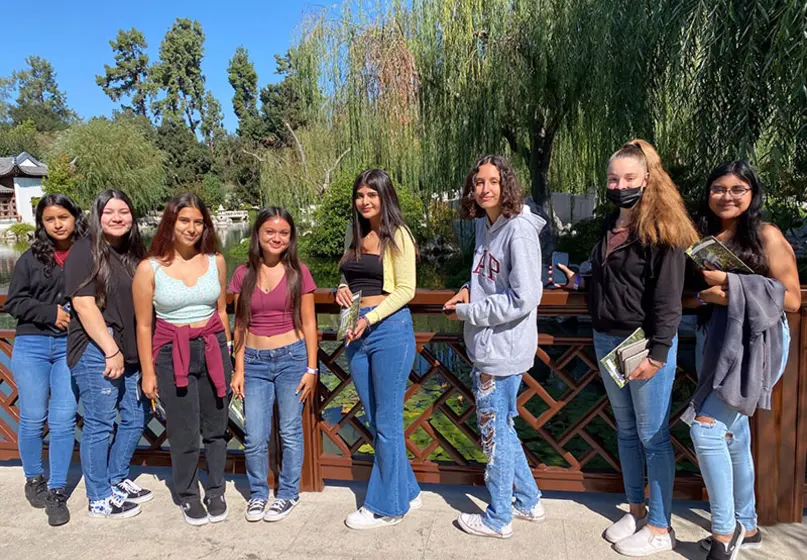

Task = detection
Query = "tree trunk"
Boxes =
[528,126,555,208]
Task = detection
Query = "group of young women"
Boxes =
[7,138,799,560]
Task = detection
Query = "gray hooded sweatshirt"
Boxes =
[455,205,545,376]
[692,273,785,417]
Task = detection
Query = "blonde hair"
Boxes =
[610,139,699,248]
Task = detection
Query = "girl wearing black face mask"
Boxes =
[556,139,699,557]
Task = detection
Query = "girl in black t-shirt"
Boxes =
[64,190,152,520]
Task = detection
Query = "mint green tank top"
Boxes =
[150,254,220,325]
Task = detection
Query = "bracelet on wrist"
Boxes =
[105,349,121,360]
[696,291,706,306]
[572,275,582,291]
[305,367,319,376]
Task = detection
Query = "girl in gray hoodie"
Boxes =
[444,155,545,539]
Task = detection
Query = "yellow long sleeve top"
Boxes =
[338,224,417,326]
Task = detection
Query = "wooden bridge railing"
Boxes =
[0,289,805,525]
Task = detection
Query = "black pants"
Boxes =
[155,333,232,503]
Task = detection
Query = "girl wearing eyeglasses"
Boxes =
[688,161,800,560]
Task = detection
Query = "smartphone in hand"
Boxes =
[552,252,570,286]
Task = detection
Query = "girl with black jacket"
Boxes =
[557,140,699,557]
[6,194,86,526]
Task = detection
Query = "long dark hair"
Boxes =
[32,194,87,275]
[459,155,523,220]
[80,190,146,308]
[339,168,417,265]
[147,193,218,262]
[235,207,304,340]
[696,160,768,274]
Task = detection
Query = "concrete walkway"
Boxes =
[0,464,804,560]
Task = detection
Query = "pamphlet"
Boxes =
[229,395,245,427]
[337,290,362,344]
[686,236,753,273]
[600,328,649,388]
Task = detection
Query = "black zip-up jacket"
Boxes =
[587,216,686,363]
[5,249,68,337]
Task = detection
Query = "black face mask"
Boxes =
[606,186,643,209]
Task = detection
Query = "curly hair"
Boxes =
[610,139,699,248]
[460,155,523,220]
[32,194,88,276]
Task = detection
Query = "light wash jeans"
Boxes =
[472,370,540,532]
[243,339,307,501]
[594,330,677,529]
[70,341,149,501]
[691,316,790,534]
[11,335,78,489]
[346,306,421,517]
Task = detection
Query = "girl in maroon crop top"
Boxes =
[228,207,318,522]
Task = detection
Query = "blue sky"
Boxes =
[0,0,319,132]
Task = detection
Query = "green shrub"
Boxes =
[307,170,425,258]
[5,223,35,241]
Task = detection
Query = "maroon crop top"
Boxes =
[228,264,316,337]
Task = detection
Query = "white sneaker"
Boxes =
[409,493,423,511]
[457,513,512,539]
[345,507,402,530]
[614,526,676,557]
[513,501,546,522]
[605,512,649,543]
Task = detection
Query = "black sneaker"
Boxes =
[45,488,70,526]
[706,522,745,560]
[264,497,299,522]
[24,474,48,509]
[114,479,153,504]
[245,498,268,522]
[87,497,141,519]
[181,499,209,526]
[204,494,228,523]
[701,530,762,551]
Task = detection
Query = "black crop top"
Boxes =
[340,253,384,296]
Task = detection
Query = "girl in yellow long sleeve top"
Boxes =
[335,169,422,530]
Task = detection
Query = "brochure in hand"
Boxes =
[337,290,362,344]
[686,236,753,273]
[229,395,245,428]
[600,328,649,388]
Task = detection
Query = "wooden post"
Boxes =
[752,307,807,524]
[300,390,324,492]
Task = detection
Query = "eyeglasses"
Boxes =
[709,186,751,197]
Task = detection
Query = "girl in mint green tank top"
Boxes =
[132,193,233,524]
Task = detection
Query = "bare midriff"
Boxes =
[360,293,387,307]
[245,327,303,350]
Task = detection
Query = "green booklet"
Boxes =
[600,328,648,388]
[686,236,753,273]
[337,290,362,344]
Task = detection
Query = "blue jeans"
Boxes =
[70,341,150,501]
[11,335,78,489]
[243,339,307,501]
[594,330,677,529]
[473,370,540,531]
[346,306,420,517]
[691,317,790,534]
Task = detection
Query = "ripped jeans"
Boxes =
[71,341,149,501]
[473,369,540,532]
[691,316,790,535]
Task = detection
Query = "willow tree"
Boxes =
[293,0,680,206]
[662,0,807,229]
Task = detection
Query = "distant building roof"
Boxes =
[0,152,48,178]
